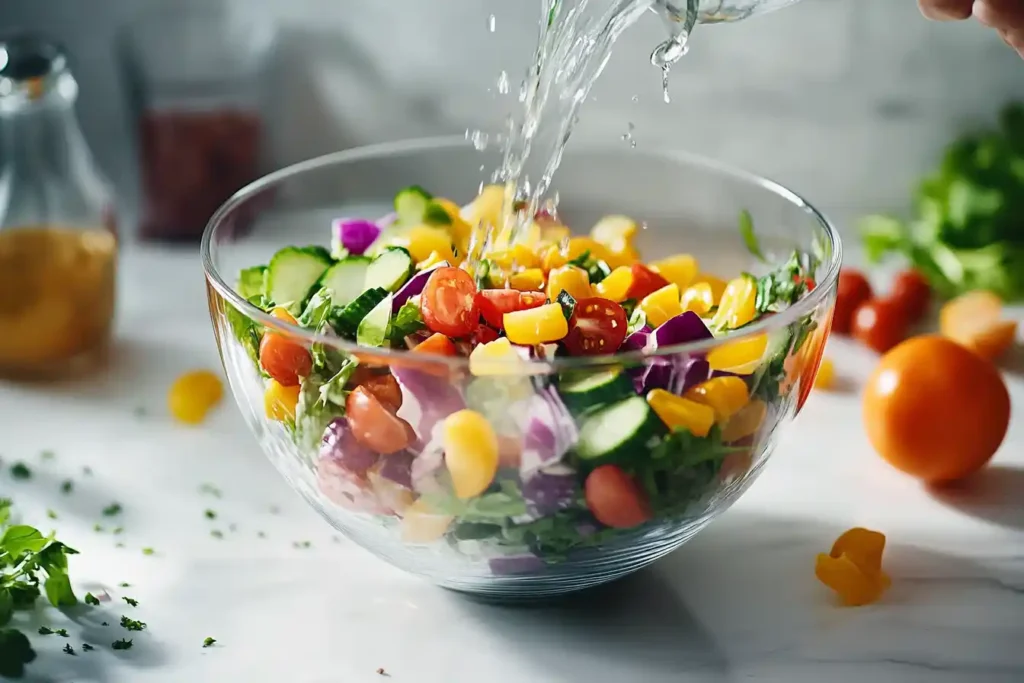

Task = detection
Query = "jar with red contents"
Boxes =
[119,1,276,242]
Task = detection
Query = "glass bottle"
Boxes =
[0,33,118,380]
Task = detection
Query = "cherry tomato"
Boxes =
[833,269,873,334]
[258,332,312,387]
[584,465,651,529]
[563,297,628,356]
[626,264,670,300]
[476,289,521,329]
[413,332,457,356]
[852,298,907,353]
[518,291,547,309]
[863,336,1010,483]
[420,267,479,338]
[471,324,500,346]
[889,269,931,322]
[360,373,403,413]
[345,386,413,455]
[793,274,816,291]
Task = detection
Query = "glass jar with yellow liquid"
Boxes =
[0,34,118,379]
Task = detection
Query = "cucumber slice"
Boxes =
[330,287,389,338]
[319,256,371,307]
[423,201,453,226]
[237,266,267,299]
[356,293,393,348]
[575,396,663,464]
[266,246,333,311]
[559,368,634,416]
[394,185,433,226]
[556,290,577,320]
[365,247,413,293]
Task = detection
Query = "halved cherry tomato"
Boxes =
[421,267,479,338]
[360,373,403,413]
[346,386,413,455]
[626,264,670,301]
[852,298,907,353]
[518,291,547,309]
[584,465,651,529]
[833,269,873,335]
[794,274,816,291]
[563,297,628,356]
[889,269,930,323]
[471,324,500,346]
[412,333,457,356]
[258,333,312,387]
[476,289,521,329]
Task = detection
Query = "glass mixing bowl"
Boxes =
[202,137,841,599]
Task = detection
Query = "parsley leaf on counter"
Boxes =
[119,615,146,632]
[203,637,217,648]
[84,593,100,606]
[9,463,31,480]
[111,638,133,650]
[122,597,138,607]
[861,102,1024,301]
[102,503,123,517]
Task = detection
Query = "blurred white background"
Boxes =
[1,0,1022,234]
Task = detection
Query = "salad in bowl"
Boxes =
[204,140,839,597]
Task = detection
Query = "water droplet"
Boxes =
[621,121,636,146]
[631,94,639,103]
[497,71,510,95]
[488,14,496,33]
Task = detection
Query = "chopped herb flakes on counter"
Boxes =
[123,597,138,607]
[84,593,101,606]
[60,480,73,494]
[102,503,123,516]
[111,638,133,650]
[9,463,30,480]
[119,616,146,632]
[62,643,75,656]
[82,643,95,652]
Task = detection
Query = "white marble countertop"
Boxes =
[1,245,1022,683]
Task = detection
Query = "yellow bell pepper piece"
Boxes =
[443,409,500,499]
[720,398,767,442]
[651,254,699,290]
[509,268,546,291]
[646,389,715,437]
[469,338,524,377]
[264,379,301,422]
[416,250,447,271]
[407,224,454,264]
[591,214,638,246]
[685,376,750,422]
[566,237,612,264]
[681,282,715,316]
[640,283,683,328]
[540,243,569,272]
[401,499,454,544]
[692,273,727,302]
[594,266,634,302]
[466,184,508,232]
[504,303,568,344]
[711,276,758,330]
[603,244,641,270]
[168,370,224,425]
[541,224,571,244]
[546,265,592,303]
[489,243,540,270]
[707,333,769,375]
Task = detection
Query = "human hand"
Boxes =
[919,0,1024,57]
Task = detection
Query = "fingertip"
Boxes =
[919,0,973,20]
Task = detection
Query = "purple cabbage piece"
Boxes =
[391,261,449,313]
[488,554,546,576]
[410,444,446,494]
[332,218,382,256]
[377,451,414,489]
[622,326,652,354]
[521,465,578,517]
[637,357,673,393]
[650,312,713,349]
[319,418,378,477]
[673,357,711,395]
[378,212,398,229]
[519,385,578,476]
[392,364,466,441]
[635,355,710,396]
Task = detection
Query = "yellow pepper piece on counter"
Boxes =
[546,265,592,303]
[509,268,546,292]
[685,376,750,422]
[711,276,757,331]
[813,357,835,390]
[407,225,455,264]
[691,273,728,302]
[680,282,715,316]
[650,254,698,290]
[168,370,224,425]
[443,409,499,499]
[401,499,455,544]
[816,527,890,607]
[720,398,767,442]
[594,266,634,302]
[640,283,683,328]
[264,379,300,423]
[706,333,768,375]
[504,303,569,345]
[646,389,715,437]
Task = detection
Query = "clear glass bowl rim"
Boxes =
[201,135,842,370]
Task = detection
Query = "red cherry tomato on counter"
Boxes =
[259,333,312,387]
[889,269,931,323]
[833,269,873,335]
[626,264,670,300]
[563,297,628,356]
[345,386,413,455]
[584,465,651,529]
[421,267,479,338]
[852,298,908,353]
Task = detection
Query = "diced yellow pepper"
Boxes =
[264,379,301,422]
[168,370,224,425]
[640,283,683,328]
[814,357,835,390]
[566,237,612,264]
[603,244,641,270]
[711,276,758,330]
[685,376,751,422]
[407,224,455,264]
[546,265,592,303]
[707,333,769,375]
[681,282,715,316]
[431,197,464,223]
[489,244,540,270]
[469,338,524,377]
[646,389,715,437]
[692,273,727,302]
[651,254,699,290]
[594,266,634,302]
[443,409,500,499]
[401,499,454,544]
[540,243,569,272]
[509,268,546,291]
[541,224,572,244]
[591,214,638,246]
[504,303,569,344]
[720,398,767,442]
[466,184,508,232]
[416,250,447,271]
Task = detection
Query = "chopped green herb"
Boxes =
[141,547,155,556]
[122,597,138,607]
[84,592,101,606]
[293,540,312,549]
[204,509,217,520]
[115,542,125,548]
[93,524,104,533]
[54,629,69,638]
[102,503,123,517]
[60,480,73,494]
[119,615,146,632]
[203,637,217,648]
[102,622,109,627]
[9,462,31,480]
[111,638,133,650]
[210,530,224,539]
[199,483,222,498]
[82,643,94,652]
[112,526,124,535]
[38,626,54,635]
[63,643,75,655]
[119,582,130,588]
[257,531,266,539]
[39,450,55,461]
[738,209,764,261]
[46,509,58,520]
